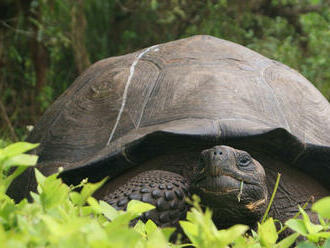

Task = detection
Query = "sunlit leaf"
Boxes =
[258,218,278,246]
[299,206,323,235]
[1,142,38,159]
[3,154,38,169]
[99,200,119,220]
[275,233,299,248]
[285,219,308,236]
[126,200,155,215]
[312,197,330,219]
[145,219,157,236]
[80,177,108,204]
[179,220,199,245]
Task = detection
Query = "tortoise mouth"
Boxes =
[192,174,241,194]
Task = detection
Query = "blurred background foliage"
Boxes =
[0,0,329,141]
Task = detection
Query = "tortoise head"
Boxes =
[191,145,268,228]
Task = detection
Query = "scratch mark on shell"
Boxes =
[106,45,159,146]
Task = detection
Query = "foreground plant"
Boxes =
[0,142,329,247]
[0,142,176,248]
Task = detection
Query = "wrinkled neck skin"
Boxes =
[251,152,329,226]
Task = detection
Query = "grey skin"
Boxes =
[99,146,267,228]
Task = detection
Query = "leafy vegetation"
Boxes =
[0,141,329,247]
[1,1,329,246]
[1,0,330,141]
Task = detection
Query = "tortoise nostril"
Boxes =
[214,148,223,156]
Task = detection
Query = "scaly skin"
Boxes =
[104,170,190,227]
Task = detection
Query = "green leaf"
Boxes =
[80,177,108,205]
[3,154,38,169]
[285,219,308,236]
[251,229,258,239]
[310,231,330,239]
[145,219,157,236]
[147,228,168,248]
[36,171,70,210]
[312,197,330,219]
[322,238,330,248]
[126,200,155,215]
[133,220,146,236]
[35,169,46,187]
[2,166,28,192]
[1,142,38,160]
[258,218,278,246]
[179,221,199,244]
[318,214,327,227]
[299,206,323,235]
[69,192,83,206]
[217,224,249,247]
[275,233,299,248]
[99,200,119,220]
[296,240,318,248]
[160,227,176,241]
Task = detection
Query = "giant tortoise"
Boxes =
[9,35,330,231]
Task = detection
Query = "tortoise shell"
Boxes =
[11,35,330,200]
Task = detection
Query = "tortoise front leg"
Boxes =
[104,170,190,227]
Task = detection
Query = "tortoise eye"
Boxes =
[238,154,251,167]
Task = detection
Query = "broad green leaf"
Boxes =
[258,218,278,247]
[80,177,108,204]
[318,214,327,227]
[2,166,28,192]
[179,221,199,244]
[146,228,168,248]
[312,197,330,219]
[105,211,137,228]
[35,169,46,187]
[251,229,258,239]
[134,220,146,236]
[145,219,157,236]
[3,154,38,169]
[296,240,318,248]
[69,192,83,206]
[322,239,330,248]
[275,233,299,248]
[37,172,70,210]
[29,191,40,203]
[309,231,330,240]
[99,200,119,220]
[79,205,93,216]
[299,206,323,234]
[87,196,100,211]
[160,227,175,241]
[217,224,249,247]
[1,142,38,159]
[285,219,308,236]
[126,200,155,215]
[232,235,260,248]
